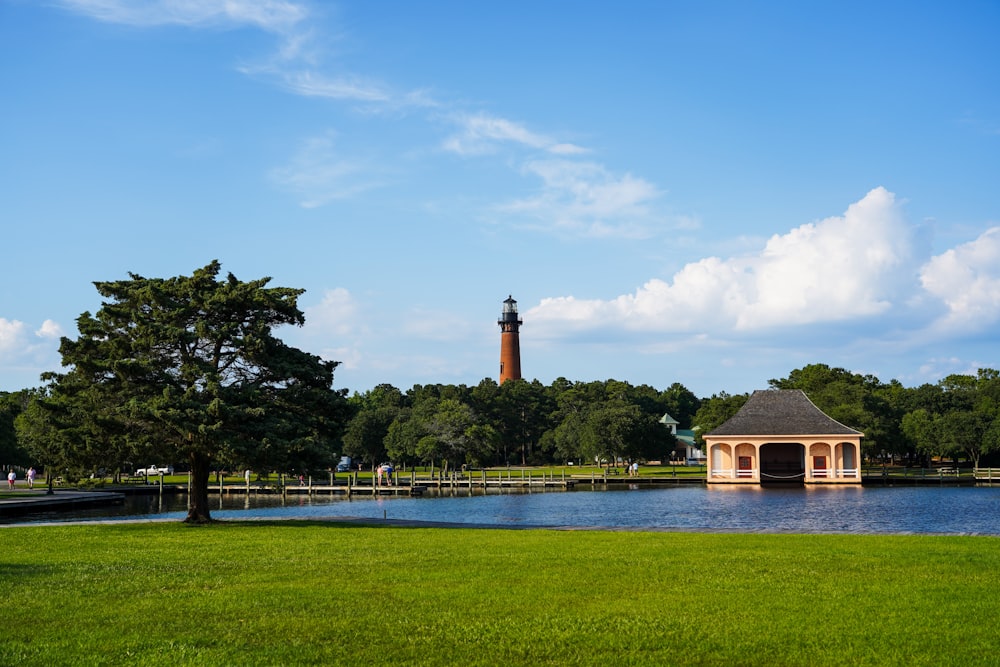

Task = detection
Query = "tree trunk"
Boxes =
[185,450,213,523]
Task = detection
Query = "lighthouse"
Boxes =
[498,295,522,384]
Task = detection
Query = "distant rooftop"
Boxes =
[706,389,862,437]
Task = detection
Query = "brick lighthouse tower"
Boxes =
[498,295,523,384]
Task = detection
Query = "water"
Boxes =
[9,485,1000,535]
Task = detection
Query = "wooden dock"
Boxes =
[275,469,579,497]
[110,468,711,499]
[209,468,712,498]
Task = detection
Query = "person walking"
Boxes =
[27,467,36,489]
[7,469,15,490]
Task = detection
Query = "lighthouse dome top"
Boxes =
[503,295,518,312]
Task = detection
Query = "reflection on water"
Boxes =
[8,485,1000,535]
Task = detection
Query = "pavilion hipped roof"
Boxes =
[706,389,862,437]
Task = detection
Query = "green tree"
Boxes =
[539,379,592,464]
[539,409,589,464]
[20,261,348,522]
[899,370,1000,466]
[692,392,749,447]
[497,379,552,466]
[769,364,908,459]
[17,379,141,483]
[582,404,626,467]
[384,407,422,465]
[939,409,994,467]
[901,408,945,461]
[422,399,479,470]
[0,391,32,468]
[341,384,404,466]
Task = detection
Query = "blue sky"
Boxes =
[2,1,999,398]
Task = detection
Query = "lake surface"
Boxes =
[10,485,1000,535]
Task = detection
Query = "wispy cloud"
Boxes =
[269,132,385,208]
[294,287,366,371]
[290,289,484,386]
[273,70,392,103]
[499,159,666,238]
[442,112,586,156]
[57,0,308,32]
[57,1,677,239]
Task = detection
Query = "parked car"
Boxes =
[135,465,173,476]
[336,456,352,473]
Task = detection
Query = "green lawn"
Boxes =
[2,522,997,666]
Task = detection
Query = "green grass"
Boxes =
[2,523,998,666]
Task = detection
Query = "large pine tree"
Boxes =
[24,261,348,522]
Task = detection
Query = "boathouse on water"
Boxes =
[703,389,863,485]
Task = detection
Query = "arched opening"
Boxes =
[735,443,756,478]
[836,442,859,478]
[759,442,805,486]
[809,442,832,478]
[710,443,733,478]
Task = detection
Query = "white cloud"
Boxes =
[57,0,307,33]
[0,319,30,359]
[549,143,589,156]
[501,159,665,238]
[736,186,912,328]
[292,287,366,373]
[529,187,917,335]
[920,226,1000,332]
[36,320,65,339]
[273,70,392,103]
[0,318,64,387]
[443,112,586,156]
[301,288,360,338]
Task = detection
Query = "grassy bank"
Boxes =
[2,523,998,666]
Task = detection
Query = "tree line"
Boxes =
[2,262,1000,522]
[694,364,1000,466]
[330,363,1000,471]
[339,378,693,472]
[9,359,1000,484]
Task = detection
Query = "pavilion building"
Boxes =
[703,389,863,485]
